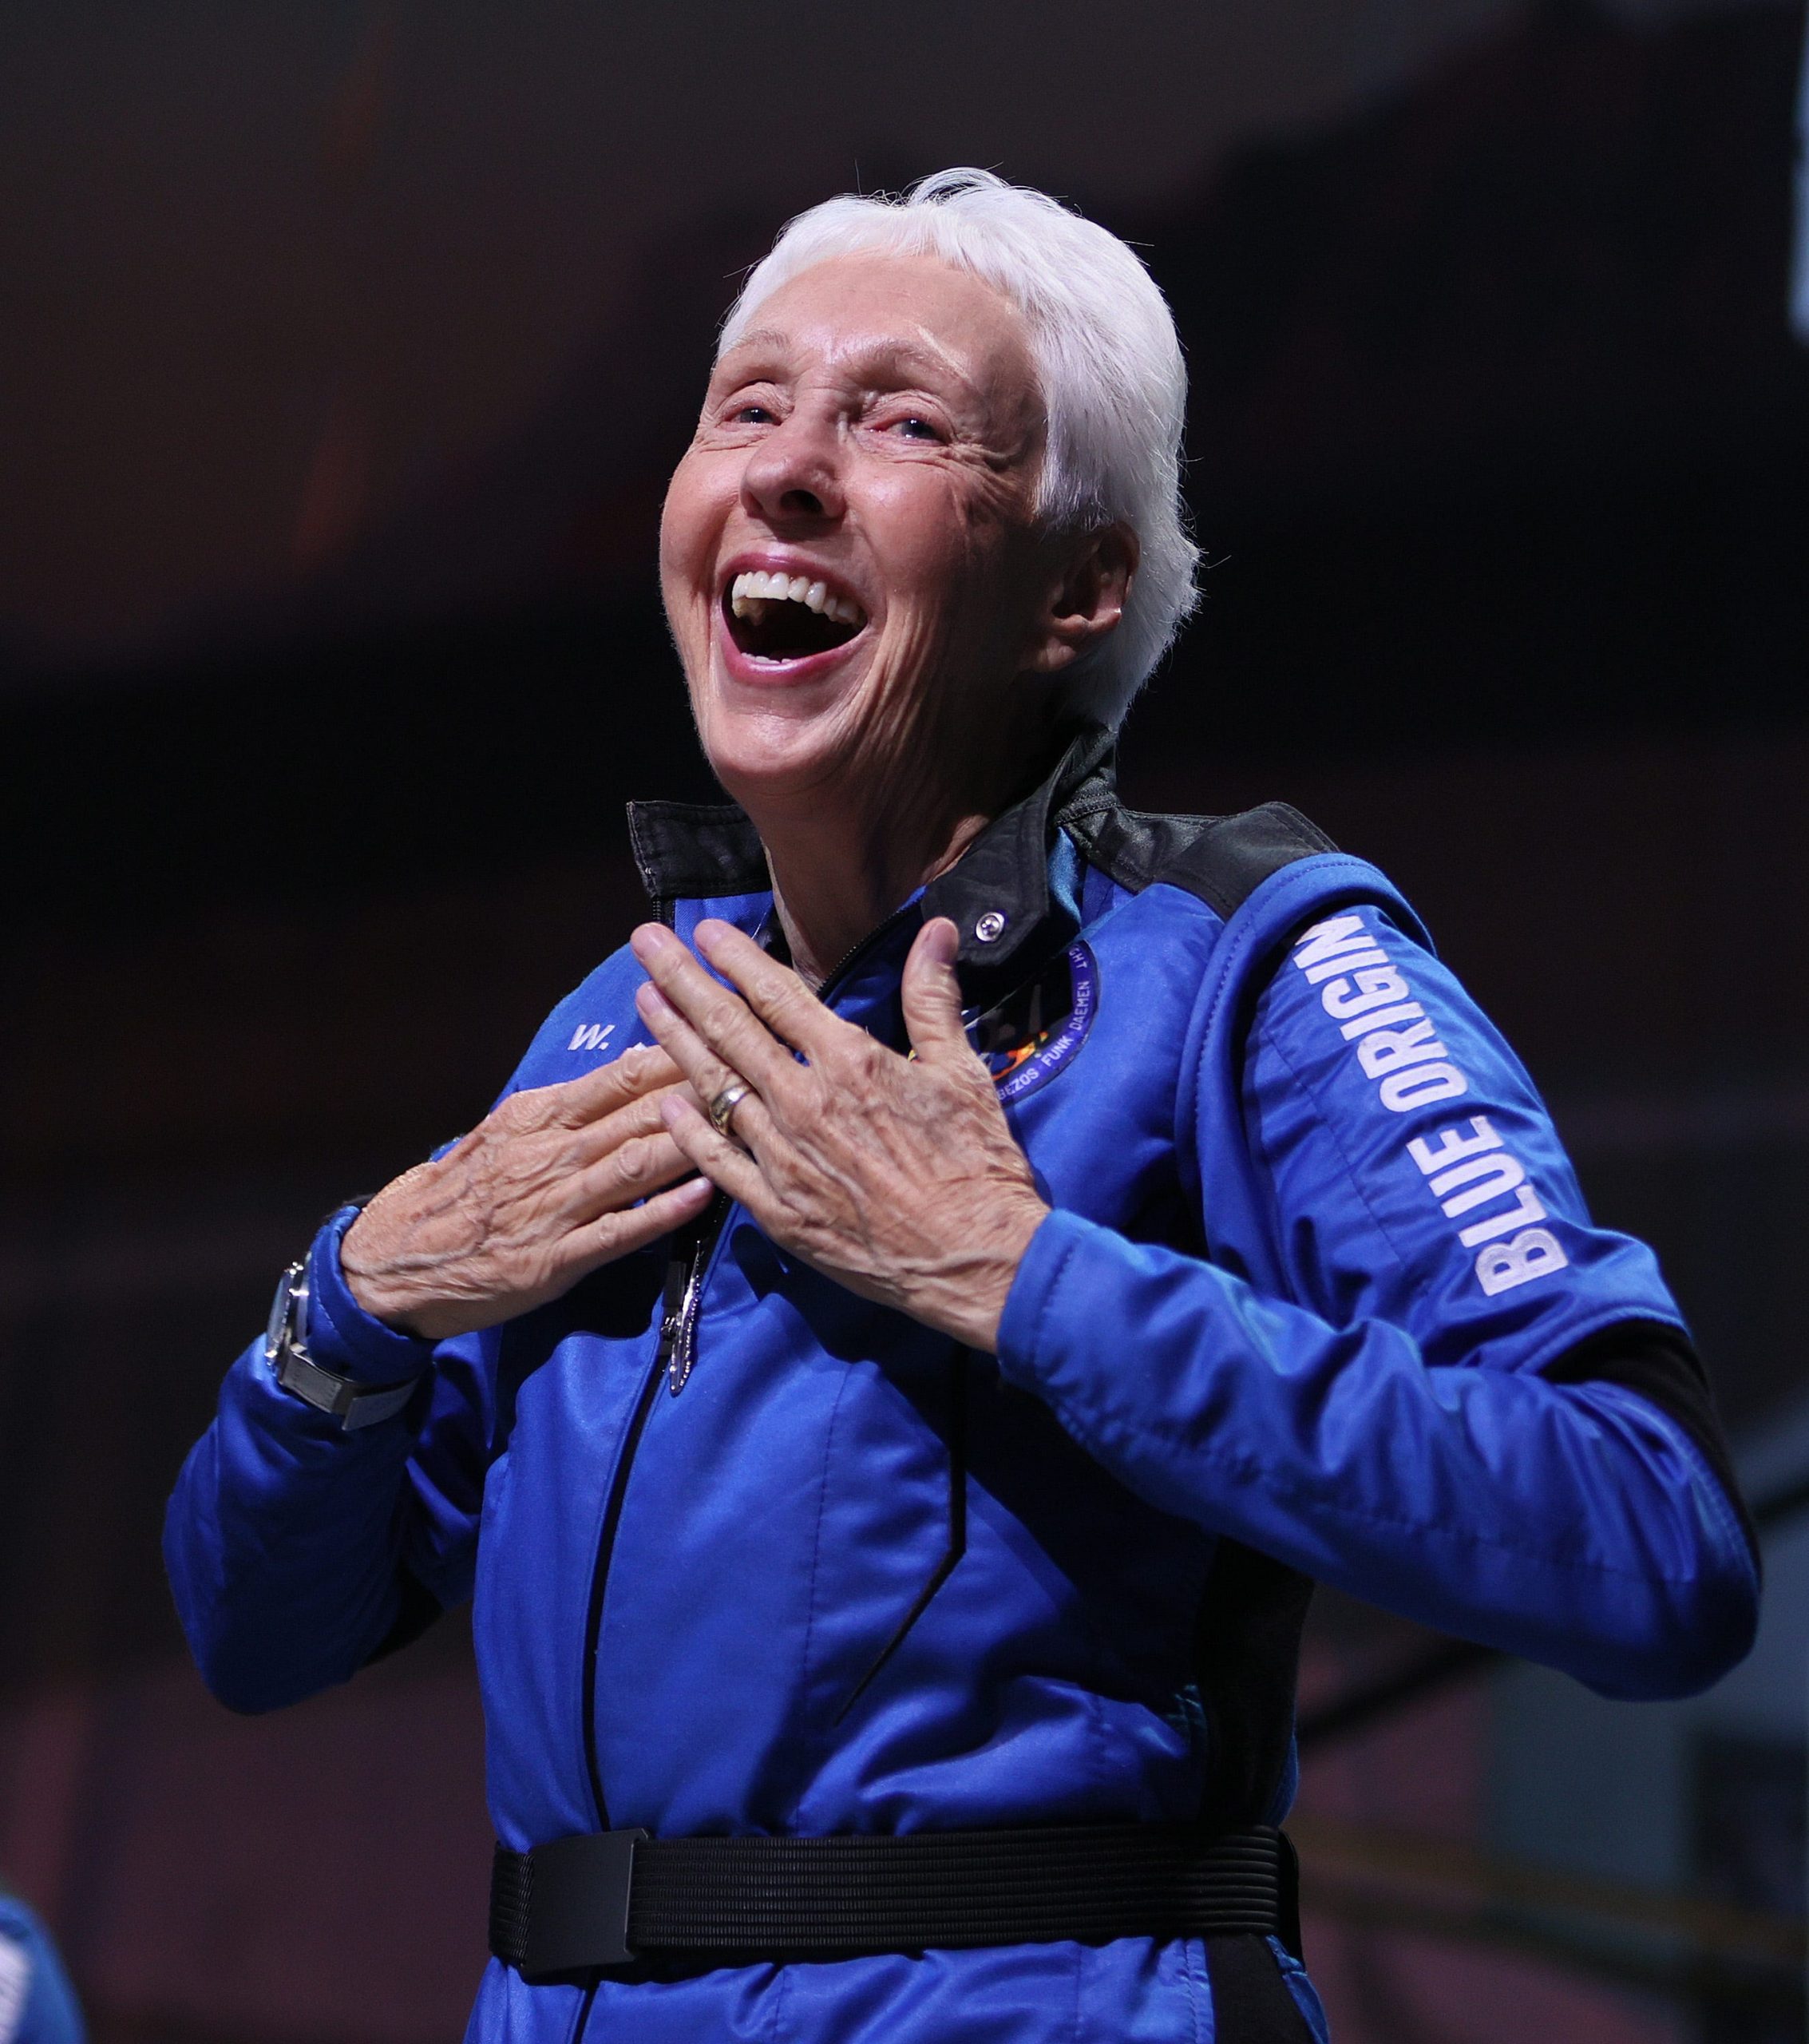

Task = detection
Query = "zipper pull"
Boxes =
[655,1252,688,1389]
[666,1306,699,1397]
[660,1191,729,1397]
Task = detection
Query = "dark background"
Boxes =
[2,3,1806,2038]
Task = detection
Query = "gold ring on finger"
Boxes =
[707,1079,754,1140]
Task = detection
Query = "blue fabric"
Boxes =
[0,1897,85,2044]
[164,835,1757,2042]
[306,1203,435,1385]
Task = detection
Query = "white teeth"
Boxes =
[727,569,866,629]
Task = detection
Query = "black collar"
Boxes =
[625,724,1118,1002]
[625,798,769,911]
[923,723,1115,1003]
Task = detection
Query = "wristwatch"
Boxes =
[264,1259,424,1432]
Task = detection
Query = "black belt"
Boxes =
[489,1822,1297,1982]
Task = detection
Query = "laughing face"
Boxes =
[659,252,1064,826]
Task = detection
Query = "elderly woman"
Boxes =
[167,172,1756,2044]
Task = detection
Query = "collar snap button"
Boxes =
[974,911,1007,944]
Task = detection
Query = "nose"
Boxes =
[739,406,845,528]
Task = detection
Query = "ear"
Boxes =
[1022,523,1139,676]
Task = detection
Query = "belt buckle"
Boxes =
[520,1829,647,1980]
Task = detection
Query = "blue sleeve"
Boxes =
[996,905,1757,1700]
[0,1899,85,2044]
[161,949,651,1715]
[163,1202,495,1714]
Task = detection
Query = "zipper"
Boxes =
[579,1190,728,1825]
[807,899,921,1005]
[578,1341,664,1828]
[663,1188,731,1395]
[656,908,917,1403]
[576,901,923,1828]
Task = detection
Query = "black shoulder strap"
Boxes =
[1153,803,1340,919]
[1540,1319,1759,1567]
[1063,796,1337,918]
[1071,790,1336,2034]
[1205,1927,1319,2042]
[1071,794,1340,1835]
[1193,1542,1316,1832]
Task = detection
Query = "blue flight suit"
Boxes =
[166,730,1757,2042]
[0,1895,85,2044]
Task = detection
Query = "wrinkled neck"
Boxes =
[726,691,1067,988]
[759,790,991,989]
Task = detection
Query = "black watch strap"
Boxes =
[265,1260,424,1432]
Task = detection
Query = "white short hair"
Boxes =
[719,168,1198,731]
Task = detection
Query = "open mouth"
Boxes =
[723,569,867,664]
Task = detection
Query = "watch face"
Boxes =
[266,1263,300,1361]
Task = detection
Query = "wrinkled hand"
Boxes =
[630,916,1050,1353]
[341,1046,715,1339]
